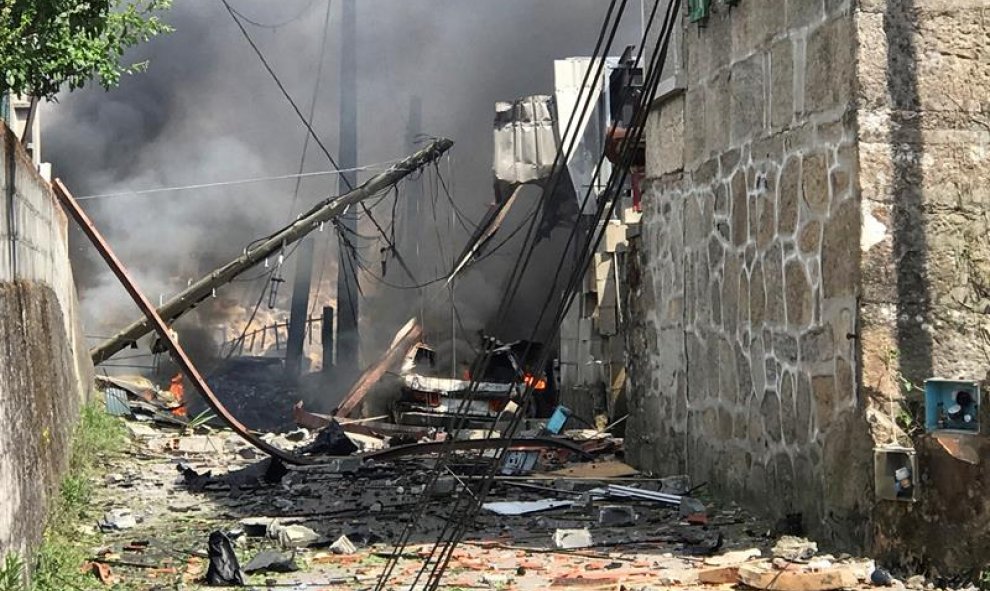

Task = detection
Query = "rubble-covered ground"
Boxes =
[65,411,942,591]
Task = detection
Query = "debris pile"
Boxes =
[80,371,942,590]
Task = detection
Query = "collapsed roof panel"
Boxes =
[493,95,558,186]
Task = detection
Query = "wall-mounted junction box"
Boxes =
[874,447,918,502]
[924,379,980,434]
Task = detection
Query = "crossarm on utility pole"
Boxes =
[90,138,454,365]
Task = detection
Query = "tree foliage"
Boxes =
[0,0,172,100]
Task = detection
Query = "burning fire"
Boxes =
[169,373,187,417]
[523,373,547,390]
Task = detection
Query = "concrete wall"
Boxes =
[0,120,92,559]
[857,0,990,571]
[627,0,875,549]
[559,217,637,426]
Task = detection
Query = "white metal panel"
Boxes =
[554,57,618,214]
[493,95,558,185]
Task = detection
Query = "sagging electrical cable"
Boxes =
[219,0,353,192]
[406,2,680,588]
[419,8,682,589]
[286,0,334,223]
[75,163,397,201]
[229,0,317,29]
[222,0,426,293]
[371,1,629,588]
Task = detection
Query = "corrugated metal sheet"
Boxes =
[493,95,558,185]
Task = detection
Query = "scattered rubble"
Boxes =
[79,375,938,590]
[773,536,820,561]
[553,528,593,549]
[99,509,137,531]
[242,550,298,574]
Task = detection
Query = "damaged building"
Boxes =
[624,0,990,571]
[8,0,990,587]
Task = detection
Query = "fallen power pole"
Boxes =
[91,137,454,365]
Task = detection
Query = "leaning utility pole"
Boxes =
[335,0,360,369]
[90,138,454,365]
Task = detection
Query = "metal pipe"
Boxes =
[90,137,453,365]
[53,179,315,465]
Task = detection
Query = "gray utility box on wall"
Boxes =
[874,447,918,502]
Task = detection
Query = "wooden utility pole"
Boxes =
[336,0,360,369]
[90,138,454,365]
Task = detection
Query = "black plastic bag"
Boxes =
[298,420,358,456]
[205,531,245,586]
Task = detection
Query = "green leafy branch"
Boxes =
[0,0,172,100]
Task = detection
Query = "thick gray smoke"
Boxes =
[45,0,641,374]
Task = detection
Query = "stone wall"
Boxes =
[627,0,875,549]
[857,0,990,571]
[0,121,92,559]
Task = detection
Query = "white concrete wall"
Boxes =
[0,121,93,559]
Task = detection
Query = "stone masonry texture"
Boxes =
[857,0,990,572]
[0,121,93,560]
[629,0,875,552]
[630,0,990,570]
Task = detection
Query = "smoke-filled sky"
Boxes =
[45,0,642,369]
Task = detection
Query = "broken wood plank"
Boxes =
[334,318,422,418]
[538,460,639,479]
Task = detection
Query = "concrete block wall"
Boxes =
[626,0,876,550]
[856,0,990,571]
[0,121,93,559]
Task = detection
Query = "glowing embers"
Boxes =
[874,447,918,502]
[924,379,980,434]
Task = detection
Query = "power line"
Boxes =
[286,0,334,222]
[229,0,317,29]
[218,0,354,192]
[423,5,681,587]
[371,2,630,588]
[220,0,413,320]
[403,1,683,587]
[75,163,397,201]
[288,0,334,331]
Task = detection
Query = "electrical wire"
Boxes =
[219,0,354,192]
[399,2,681,587]
[422,6,680,588]
[75,163,398,201]
[222,0,430,310]
[434,160,478,232]
[285,0,334,325]
[229,0,317,29]
[371,2,629,588]
[288,0,335,222]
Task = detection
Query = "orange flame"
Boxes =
[169,373,187,417]
[523,373,547,390]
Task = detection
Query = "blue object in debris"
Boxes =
[104,386,131,417]
[546,405,572,435]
